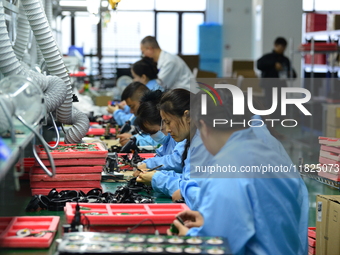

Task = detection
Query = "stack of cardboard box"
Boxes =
[316,195,340,255]
[326,104,340,138]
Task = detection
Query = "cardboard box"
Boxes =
[326,104,340,127]
[316,195,340,255]
[95,96,112,106]
[326,125,340,138]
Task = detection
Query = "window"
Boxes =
[156,13,179,54]
[155,0,206,11]
[182,13,204,54]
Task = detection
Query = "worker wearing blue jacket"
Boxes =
[137,89,211,206]
[169,89,309,255]
[108,82,158,147]
[134,90,186,173]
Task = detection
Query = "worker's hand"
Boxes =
[166,219,189,236]
[117,133,132,146]
[275,62,283,71]
[136,170,156,184]
[137,163,147,170]
[172,189,182,202]
[176,210,204,228]
[118,101,126,110]
[107,105,119,114]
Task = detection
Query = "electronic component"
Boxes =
[57,232,232,254]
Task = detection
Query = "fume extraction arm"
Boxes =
[0,0,92,177]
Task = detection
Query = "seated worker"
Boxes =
[107,58,164,126]
[131,57,164,92]
[109,82,158,147]
[137,89,211,208]
[168,89,309,255]
[134,90,186,173]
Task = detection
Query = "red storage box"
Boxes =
[308,245,316,255]
[31,188,101,196]
[308,227,316,239]
[300,43,338,52]
[30,173,101,182]
[308,236,316,247]
[39,158,107,166]
[37,142,108,159]
[87,128,116,136]
[304,54,326,64]
[15,158,35,180]
[30,180,102,189]
[65,203,189,225]
[31,165,103,174]
[306,13,327,32]
[0,216,59,248]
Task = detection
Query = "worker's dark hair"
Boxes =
[132,57,158,81]
[159,89,192,166]
[121,81,149,102]
[191,89,283,140]
[274,37,287,47]
[135,90,164,134]
[141,36,160,49]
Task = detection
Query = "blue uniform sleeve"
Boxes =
[180,180,200,210]
[186,178,255,255]
[143,140,185,173]
[113,109,133,126]
[151,171,182,197]
[123,105,131,114]
[135,134,159,147]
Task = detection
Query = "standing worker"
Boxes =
[257,37,296,119]
[140,36,193,91]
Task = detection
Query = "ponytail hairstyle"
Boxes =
[134,90,164,134]
[132,57,158,81]
[159,89,193,166]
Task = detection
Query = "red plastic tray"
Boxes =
[318,171,340,181]
[87,128,116,136]
[308,236,316,247]
[31,188,101,196]
[31,165,103,174]
[15,158,36,180]
[319,137,340,147]
[30,180,101,189]
[39,158,107,166]
[308,245,316,255]
[37,142,108,159]
[320,145,340,154]
[0,216,59,248]
[30,173,101,182]
[308,227,316,239]
[65,203,189,225]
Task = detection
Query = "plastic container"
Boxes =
[31,165,103,174]
[39,158,107,167]
[30,180,102,189]
[65,203,189,225]
[87,128,116,136]
[36,142,108,159]
[31,188,101,196]
[0,216,59,248]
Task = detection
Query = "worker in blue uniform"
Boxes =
[134,90,185,173]
[108,82,158,147]
[137,89,211,206]
[131,57,164,91]
[169,89,309,255]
